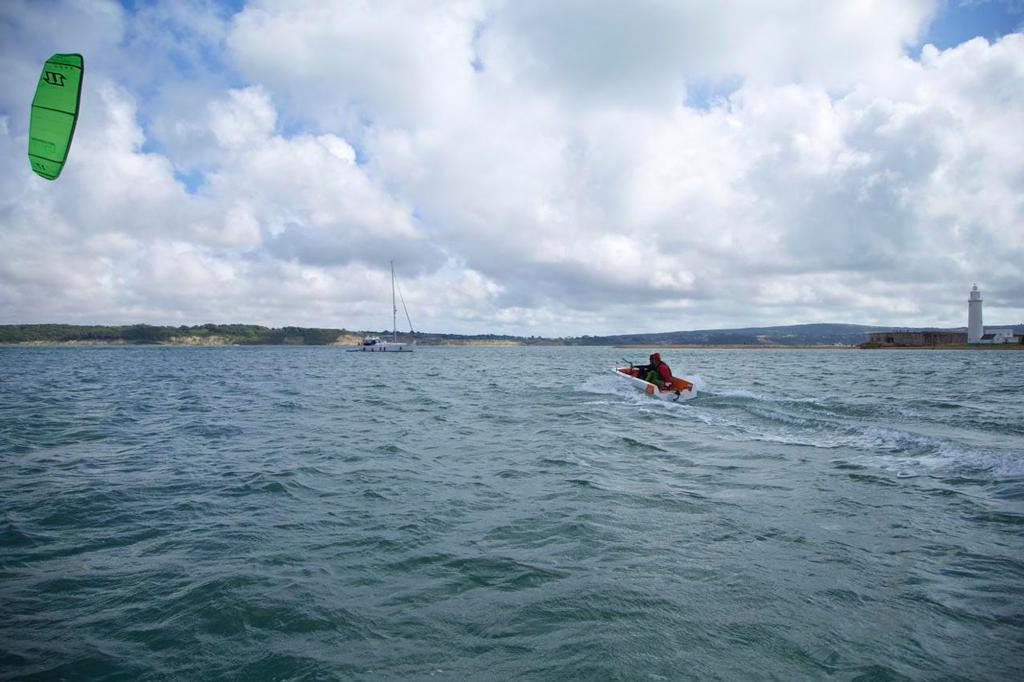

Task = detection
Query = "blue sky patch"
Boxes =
[174,168,205,194]
[920,0,1024,49]
[685,75,744,110]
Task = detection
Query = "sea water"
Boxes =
[1,346,1022,680]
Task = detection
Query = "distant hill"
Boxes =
[576,322,1024,346]
[0,324,535,346]
[572,323,897,346]
[4,322,1015,347]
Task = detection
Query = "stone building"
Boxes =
[866,331,967,347]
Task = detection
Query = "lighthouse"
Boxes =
[968,284,983,343]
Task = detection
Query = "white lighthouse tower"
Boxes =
[968,283,983,343]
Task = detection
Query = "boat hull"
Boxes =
[612,367,696,401]
[348,343,414,352]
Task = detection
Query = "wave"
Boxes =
[577,371,1022,480]
[703,387,824,404]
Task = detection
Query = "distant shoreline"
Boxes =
[0,339,527,347]
[614,343,856,350]
[618,343,1024,350]
[2,323,1020,348]
[857,344,1024,350]
[3,340,1022,350]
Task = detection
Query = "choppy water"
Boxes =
[1,346,1022,680]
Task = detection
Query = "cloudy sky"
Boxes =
[1,0,1022,335]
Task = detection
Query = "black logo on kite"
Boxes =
[43,71,66,87]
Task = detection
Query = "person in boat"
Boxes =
[640,352,672,388]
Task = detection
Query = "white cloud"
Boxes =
[227,0,483,133]
[1,0,1022,334]
[478,0,935,104]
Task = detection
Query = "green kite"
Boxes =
[28,53,84,180]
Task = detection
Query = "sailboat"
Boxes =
[350,261,416,352]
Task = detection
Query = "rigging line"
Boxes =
[395,275,415,333]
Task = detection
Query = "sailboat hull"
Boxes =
[348,341,415,352]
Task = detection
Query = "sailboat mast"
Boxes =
[391,260,397,344]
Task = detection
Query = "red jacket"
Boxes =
[650,353,672,381]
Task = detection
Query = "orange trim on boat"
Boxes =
[615,367,694,394]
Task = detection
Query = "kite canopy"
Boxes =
[28,53,84,181]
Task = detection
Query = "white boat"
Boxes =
[612,365,696,401]
[350,262,416,353]
[353,336,411,352]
